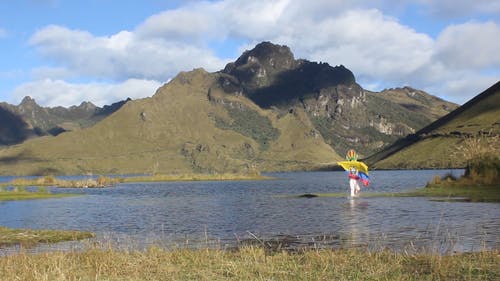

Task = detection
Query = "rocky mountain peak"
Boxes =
[19,96,39,108]
[219,42,356,108]
[221,42,297,91]
[77,101,98,111]
[230,41,295,72]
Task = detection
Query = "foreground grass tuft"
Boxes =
[0,247,497,281]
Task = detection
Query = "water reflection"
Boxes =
[0,170,498,254]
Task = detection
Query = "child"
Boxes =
[345,149,362,197]
[348,166,361,197]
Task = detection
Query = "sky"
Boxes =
[0,0,499,107]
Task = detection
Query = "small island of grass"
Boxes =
[122,172,272,183]
[0,226,94,248]
[0,190,76,201]
[2,172,271,190]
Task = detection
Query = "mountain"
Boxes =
[219,42,457,156]
[0,97,130,145]
[366,81,500,169]
[0,42,457,175]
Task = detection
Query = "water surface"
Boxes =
[0,170,498,253]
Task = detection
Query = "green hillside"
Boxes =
[0,69,340,175]
[367,81,500,169]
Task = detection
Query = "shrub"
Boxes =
[426,175,442,187]
[42,175,57,185]
[464,156,500,185]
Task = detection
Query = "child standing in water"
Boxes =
[348,167,361,197]
[346,149,361,197]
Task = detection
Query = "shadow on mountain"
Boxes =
[248,63,355,108]
[0,149,39,165]
[0,107,34,145]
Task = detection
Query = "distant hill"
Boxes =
[0,97,130,146]
[366,81,500,169]
[0,42,458,175]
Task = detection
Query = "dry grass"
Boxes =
[0,246,497,281]
[8,175,122,188]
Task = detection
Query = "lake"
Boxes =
[0,170,498,253]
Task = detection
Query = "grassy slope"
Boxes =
[376,87,458,120]
[369,81,500,169]
[0,69,341,176]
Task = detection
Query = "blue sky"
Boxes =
[1,0,499,107]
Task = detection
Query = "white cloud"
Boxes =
[29,25,228,81]
[282,9,434,82]
[21,0,500,106]
[0,28,7,38]
[136,1,220,41]
[425,74,499,104]
[13,78,163,107]
[435,21,500,69]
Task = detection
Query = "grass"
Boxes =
[0,191,75,201]
[400,185,500,202]
[2,173,271,190]
[0,226,94,248]
[7,175,122,188]
[0,246,497,280]
[122,173,272,183]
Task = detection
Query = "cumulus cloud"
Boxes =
[282,9,434,82]
[13,78,163,107]
[29,25,229,81]
[425,73,499,104]
[435,21,500,69]
[22,0,500,105]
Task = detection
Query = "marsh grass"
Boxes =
[5,173,269,189]
[0,245,497,281]
[0,191,75,201]
[8,175,123,188]
[0,226,94,248]
[423,151,499,202]
[122,173,271,183]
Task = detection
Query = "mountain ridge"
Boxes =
[0,97,130,146]
[0,42,460,175]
